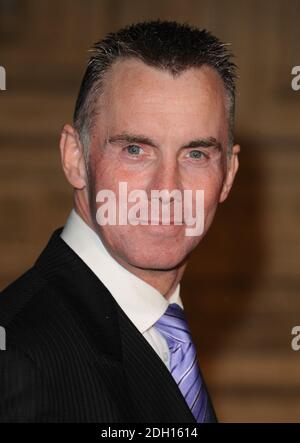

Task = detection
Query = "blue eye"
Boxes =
[188,150,205,159]
[126,144,142,155]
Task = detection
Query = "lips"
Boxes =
[134,219,183,225]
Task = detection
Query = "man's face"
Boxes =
[86,58,237,270]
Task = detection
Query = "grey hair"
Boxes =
[73,20,237,163]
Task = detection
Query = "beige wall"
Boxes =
[1,0,300,422]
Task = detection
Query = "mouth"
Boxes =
[133,219,183,225]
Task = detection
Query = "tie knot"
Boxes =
[154,303,192,346]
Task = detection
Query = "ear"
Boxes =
[219,144,240,203]
[59,124,87,190]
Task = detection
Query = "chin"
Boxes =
[123,246,190,271]
[99,226,200,271]
[129,258,186,272]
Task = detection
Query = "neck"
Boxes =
[110,255,187,299]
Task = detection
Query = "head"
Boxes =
[60,20,240,272]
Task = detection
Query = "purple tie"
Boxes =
[154,303,209,423]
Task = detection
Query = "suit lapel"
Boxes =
[118,306,197,423]
[35,229,138,420]
[35,228,197,422]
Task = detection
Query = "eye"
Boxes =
[126,144,143,156]
[188,150,206,159]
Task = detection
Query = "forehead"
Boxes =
[96,58,228,139]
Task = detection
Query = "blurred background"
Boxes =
[0,0,300,422]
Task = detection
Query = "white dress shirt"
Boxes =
[60,209,184,370]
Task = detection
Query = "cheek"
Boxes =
[90,155,119,193]
[91,150,145,190]
[204,179,223,208]
[191,170,224,221]
[189,165,224,198]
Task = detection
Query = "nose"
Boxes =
[146,160,181,202]
[145,160,185,226]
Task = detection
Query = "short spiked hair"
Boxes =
[73,20,237,159]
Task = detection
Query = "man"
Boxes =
[0,20,239,422]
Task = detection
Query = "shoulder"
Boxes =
[0,269,55,421]
[0,267,46,328]
[0,264,71,353]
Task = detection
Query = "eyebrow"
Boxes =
[106,132,222,151]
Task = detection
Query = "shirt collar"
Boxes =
[60,209,184,334]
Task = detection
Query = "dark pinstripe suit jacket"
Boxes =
[0,228,217,423]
